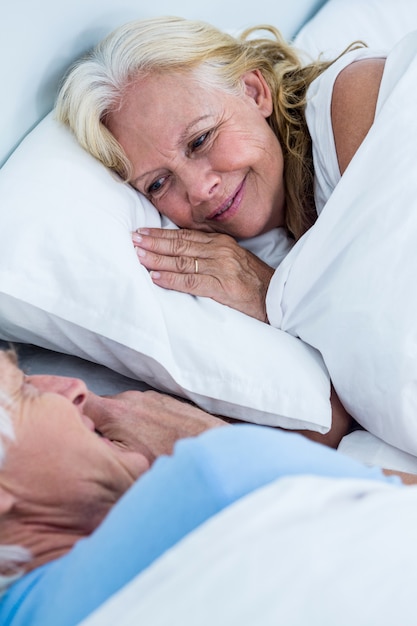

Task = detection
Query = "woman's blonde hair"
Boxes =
[56,16,340,239]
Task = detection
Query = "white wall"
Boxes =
[0,0,325,167]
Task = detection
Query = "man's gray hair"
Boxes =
[0,380,31,595]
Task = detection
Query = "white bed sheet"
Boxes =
[81,475,417,626]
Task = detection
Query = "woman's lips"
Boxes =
[209,178,246,222]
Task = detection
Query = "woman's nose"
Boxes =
[185,167,221,206]
[26,375,88,407]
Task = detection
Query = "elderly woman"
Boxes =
[0,348,402,626]
[53,16,391,445]
[55,15,385,322]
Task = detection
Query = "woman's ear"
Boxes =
[0,484,16,515]
[241,69,273,117]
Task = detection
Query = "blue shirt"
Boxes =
[0,425,397,625]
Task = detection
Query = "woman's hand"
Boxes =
[132,228,274,322]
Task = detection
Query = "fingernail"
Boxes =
[137,228,150,235]
[132,233,142,244]
[150,271,161,279]
[135,246,146,258]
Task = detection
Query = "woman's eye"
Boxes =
[191,132,210,151]
[147,177,166,195]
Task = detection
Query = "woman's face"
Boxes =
[107,70,286,239]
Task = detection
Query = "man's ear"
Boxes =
[0,485,16,515]
[241,69,273,118]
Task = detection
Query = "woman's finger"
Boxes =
[135,245,203,275]
[148,268,220,299]
[136,227,216,243]
[132,228,232,259]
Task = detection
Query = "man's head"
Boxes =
[0,349,150,590]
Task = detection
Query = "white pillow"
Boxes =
[294,0,417,59]
[0,113,331,431]
[339,431,417,475]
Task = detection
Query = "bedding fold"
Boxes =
[267,31,417,454]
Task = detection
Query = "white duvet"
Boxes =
[81,475,417,626]
[267,31,417,456]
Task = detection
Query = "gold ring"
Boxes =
[194,258,199,274]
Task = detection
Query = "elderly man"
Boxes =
[0,348,401,626]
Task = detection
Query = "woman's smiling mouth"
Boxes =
[208,177,246,222]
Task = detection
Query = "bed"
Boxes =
[2,0,417,622]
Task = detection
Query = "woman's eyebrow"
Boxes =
[131,115,214,188]
[177,114,213,144]
[131,169,161,187]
